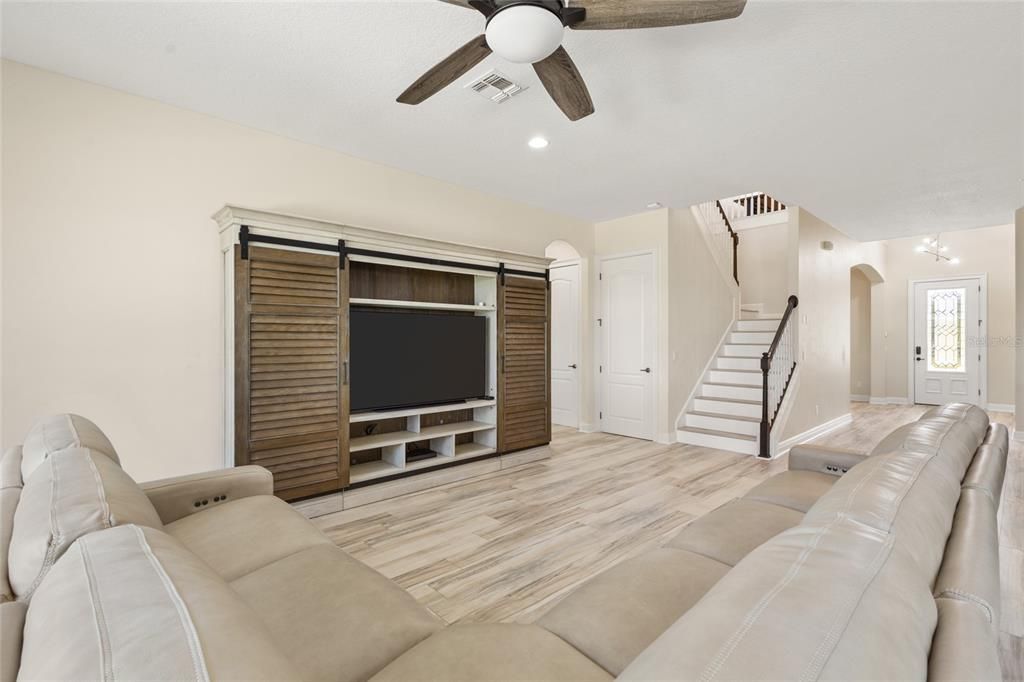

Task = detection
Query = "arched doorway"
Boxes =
[850,263,884,403]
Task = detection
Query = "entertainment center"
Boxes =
[217,206,552,508]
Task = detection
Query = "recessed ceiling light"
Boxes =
[528,136,549,150]
[647,202,663,209]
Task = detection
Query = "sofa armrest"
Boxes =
[788,444,867,477]
[141,466,273,523]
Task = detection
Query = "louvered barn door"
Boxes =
[498,275,551,452]
[235,245,349,500]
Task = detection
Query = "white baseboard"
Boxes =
[850,394,869,403]
[579,422,598,434]
[869,396,911,406]
[775,413,853,458]
[986,403,1015,413]
[1013,430,1024,443]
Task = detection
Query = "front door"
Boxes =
[600,252,656,440]
[550,263,580,428]
[913,278,981,405]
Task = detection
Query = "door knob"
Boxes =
[641,367,652,373]
[569,364,577,369]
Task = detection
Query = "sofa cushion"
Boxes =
[666,498,803,566]
[805,418,981,576]
[920,402,991,443]
[165,494,332,581]
[19,524,297,680]
[742,469,835,512]
[8,447,163,599]
[370,624,612,682]
[620,519,938,680]
[21,413,118,480]
[231,543,443,682]
[0,601,26,682]
[962,423,1009,505]
[933,488,1000,625]
[928,597,1003,681]
[538,547,728,675]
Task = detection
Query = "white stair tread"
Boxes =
[696,396,762,406]
[713,369,761,375]
[705,381,762,388]
[689,410,760,423]
[678,426,756,442]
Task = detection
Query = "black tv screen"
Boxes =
[350,310,488,412]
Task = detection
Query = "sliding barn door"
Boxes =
[235,245,349,500]
[497,275,551,452]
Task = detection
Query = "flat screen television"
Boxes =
[350,309,488,412]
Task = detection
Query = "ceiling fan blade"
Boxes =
[568,0,746,30]
[397,34,492,106]
[533,47,594,122]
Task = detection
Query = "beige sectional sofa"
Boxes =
[0,403,1008,680]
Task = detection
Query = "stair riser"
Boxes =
[730,332,774,344]
[685,413,759,436]
[702,384,761,401]
[709,370,761,386]
[693,398,762,419]
[721,344,769,358]
[716,357,760,371]
[734,320,781,332]
[677,430,759,456]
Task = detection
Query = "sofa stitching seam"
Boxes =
[935,589,995,624]
[79,539,114,682]
[133,525,210,682]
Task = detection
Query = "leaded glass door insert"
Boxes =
[926,287,965,372]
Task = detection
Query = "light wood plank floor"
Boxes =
[314,403,1022,678]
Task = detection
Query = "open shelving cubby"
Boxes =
[348,399,498,484]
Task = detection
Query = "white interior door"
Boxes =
[913,278,980,405]
[550,263,580,428]
[600,253,656,440]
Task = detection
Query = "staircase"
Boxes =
[676,316,781,455]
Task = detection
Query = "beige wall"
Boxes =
[737,222,789,314]
[782,208,885,440]
[667,209,736,430]
[1,61,593,481]
[850,268,872,398]
[880,223,1015,406]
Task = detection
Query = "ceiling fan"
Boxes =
[398,0,747,121]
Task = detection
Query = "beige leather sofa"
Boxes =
[0,403,1008,680]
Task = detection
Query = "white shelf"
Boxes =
[349,421,494,452]
[350,298,495,313]
[351,399,495,423]
[349,444,497,484]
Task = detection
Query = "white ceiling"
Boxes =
[3,1,1022,240]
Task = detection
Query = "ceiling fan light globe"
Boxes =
[485,5,564,64]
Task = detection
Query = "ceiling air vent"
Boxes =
[464,69,527,103]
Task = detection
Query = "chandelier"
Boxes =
[915,235,960,265]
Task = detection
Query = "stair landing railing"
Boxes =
[759,295,799,458]
[696,200,740,285]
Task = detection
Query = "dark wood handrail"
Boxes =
[765,295,799,362]
[759,295,799,458]
[715,200,740,285]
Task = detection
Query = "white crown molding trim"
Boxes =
[850,394,869,403]
[985,403,1015,414]
[774,413,853,458]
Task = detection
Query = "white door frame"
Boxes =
[551,258,582,429]
[597,250,659,440]
[906,274,987,407]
